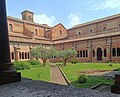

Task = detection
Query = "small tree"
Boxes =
[56,49,77,66]
[30,46,56,66]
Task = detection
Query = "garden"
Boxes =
[12,46,120,88]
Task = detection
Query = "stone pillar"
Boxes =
[111,74,120,94]
[0,0,21,85]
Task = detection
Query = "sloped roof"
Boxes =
[54,31,120,44]
[9,36,53,44]
[7,16,52,28]
[69,13,120,30]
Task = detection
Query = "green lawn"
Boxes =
[61,62,120,88]
[18,65,50,82]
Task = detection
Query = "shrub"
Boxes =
[114,68,120,71]
[77,74,87,83]
[109,64,113,66]
[13,61,31,70]
[28,60,41,65]
[71,58,78,64]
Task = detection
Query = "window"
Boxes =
[93,50,95,57]
[89,29,93,33]
[11,52,14,60]
[117,48,120,56]
[28,15,32,21]
[25,52,27,59]
[35,29,37,35]
[78,32,81,35]
[104,49,107,57]
[83,50,85,57]
[118,23,120,27]
[60,30,62,34]
[77,51,79,58]
[9,24,13,32]
[22,52,24,59]
[86,50,88,57]
[112,48,116,57]
[103,27,106,30]
[19,52,21,59]
[80,51,82,57]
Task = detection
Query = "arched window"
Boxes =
[89,29,93,33]
[117,48,120,56]
[11,52,14,60]
[112,48,116,57]
[25,52,27,59]
[77,51,79,58]
[19,52,21,59]
[9,24,13,32]
[28,15,32,21]
[83,50,85,57]
[35,29,37,35]
[78,32,81,35]
[104,49,107,57]
[28,52,30,59]
[80,51,82,57]
[103,27,106,30]
[86,50,88,57]
[60,30,62,34]
[22,52,24,59]
[118,23,120,27]
[93,50,95,57]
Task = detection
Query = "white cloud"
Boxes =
[34,14,56,26]
[93,0,120,10]
[68,13,81,28]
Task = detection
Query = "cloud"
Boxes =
[92,0,120,10]
[34,14,56,26]
[68,13,81,28]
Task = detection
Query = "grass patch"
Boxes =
[61,62,120,88]
[18,65,50,82]
[71,76,113,88]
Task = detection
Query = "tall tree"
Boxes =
[56,49,77,66]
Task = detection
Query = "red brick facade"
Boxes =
[8,10,120,62]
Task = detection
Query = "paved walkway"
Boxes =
[51,64,68,85]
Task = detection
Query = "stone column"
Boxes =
[0,0,21,85]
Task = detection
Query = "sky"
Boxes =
[6,0,120,28]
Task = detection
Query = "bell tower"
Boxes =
[21,10,34,22]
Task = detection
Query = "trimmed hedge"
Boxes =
[13,61,31,70]
[28,60,41,65]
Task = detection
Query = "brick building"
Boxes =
[8,10,120,62]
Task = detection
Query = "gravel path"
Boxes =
[51,65,68,85]
[0,78,119,97]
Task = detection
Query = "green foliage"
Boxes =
[109,64,113,66]
[13,61,31,70]
[56,49,77,60]
[71,58,78,64]
[30,46,57,66]
[28,60,41,66]
[77,74,87,83]
[56,49,77,66]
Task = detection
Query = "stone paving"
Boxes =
[0,78,119,97]
[51,65,68,85]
